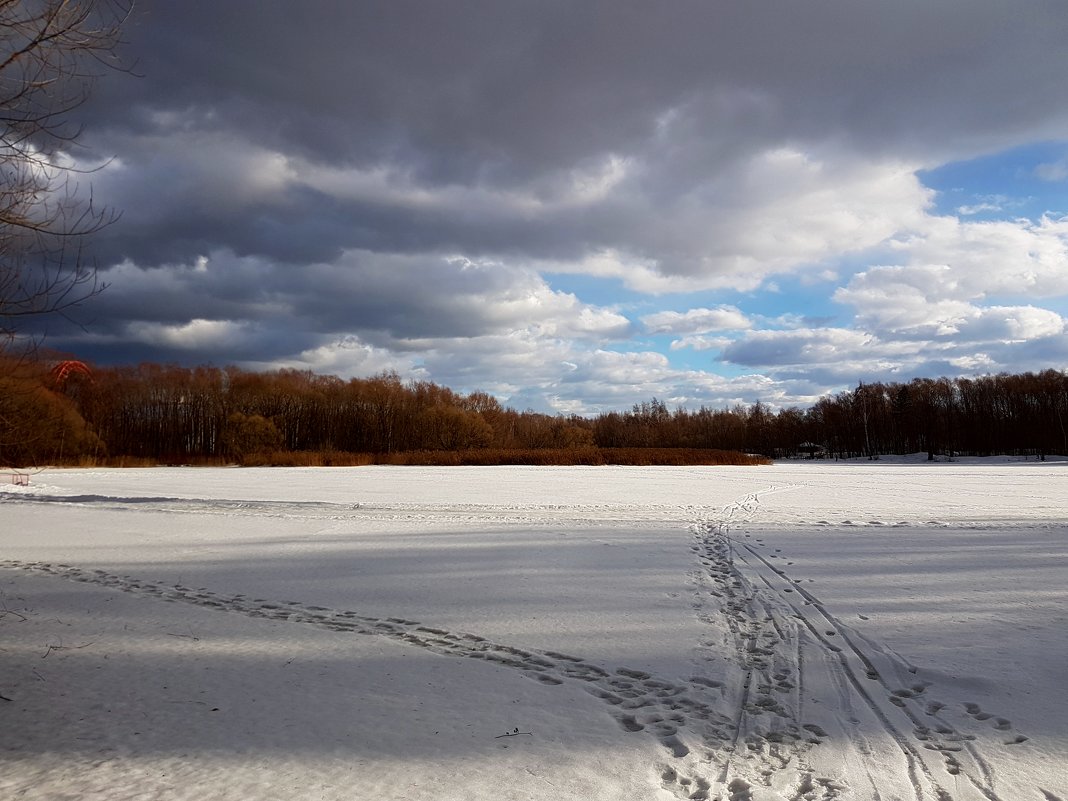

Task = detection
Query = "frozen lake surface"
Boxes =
[2,461,1066,800]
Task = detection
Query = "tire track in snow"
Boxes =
[689,486,1016,801]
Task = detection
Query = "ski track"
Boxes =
[0,484,1038,801]
[684,486,1024,801]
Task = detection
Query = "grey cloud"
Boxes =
[714,314,1068,392]
[35,247,624,368]
[97,2,1068,168]
[719,329,879,369]
[75,1,1068,279]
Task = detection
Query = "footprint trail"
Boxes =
[0,559,734,768]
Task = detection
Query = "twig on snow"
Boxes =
[495,727,533,739]
[42,639,96,658]
[0,593,29,622]
[166,631,200,641]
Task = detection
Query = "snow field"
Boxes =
[1,463,1066,800]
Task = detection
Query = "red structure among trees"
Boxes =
[51,360,92,387]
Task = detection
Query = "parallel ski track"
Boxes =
[696,484,1014,801]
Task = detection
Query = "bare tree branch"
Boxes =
[1,0,132,352]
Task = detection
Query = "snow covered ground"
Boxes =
[1,462,1066,801]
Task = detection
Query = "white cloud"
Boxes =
[642,306,752,335]
[534,250,731,294]
[826,250,1067,384]
[127,319,248,350]
[888,214,1068,298]
[670,335,732,352]
[946,353,999,372]
[833,213,1068,353]
[271,322,827,414]
[834,264,977,335]
[957,202,1002,215]
[517,149,934,294]
[274,336,418,379]
[953,306,1065,342]
[614,147,932,289]
[1035,159,1068,182]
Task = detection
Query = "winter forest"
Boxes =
[2,358,1066,468]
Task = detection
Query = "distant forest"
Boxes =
[2,357,1066,467]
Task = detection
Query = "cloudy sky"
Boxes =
[37,1,1068,412]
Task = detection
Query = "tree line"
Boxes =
[1,358,1066,467]
[596,370,1068,460]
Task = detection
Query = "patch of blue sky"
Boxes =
[598,326,736,377]
[543,272,646,308]
[611,333,673,353]
[675,350,751,379]
[633,279,842,329]
[606,333,685,366]
[735,279,844,330]
[919,141,1068,221]
[546,249,876,338]
[1043,297,1068,315]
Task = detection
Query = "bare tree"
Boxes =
[1,0,131,355]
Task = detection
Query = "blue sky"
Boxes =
[27,1,1068,413]
[921,143,1068,221]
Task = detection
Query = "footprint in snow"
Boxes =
[727,777,754,801]
[925,700,945,715]
[616,714,644,732]
[659,766,711,801]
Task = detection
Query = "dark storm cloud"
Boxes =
[76,0,1068,271]
[92,1,1068,171]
